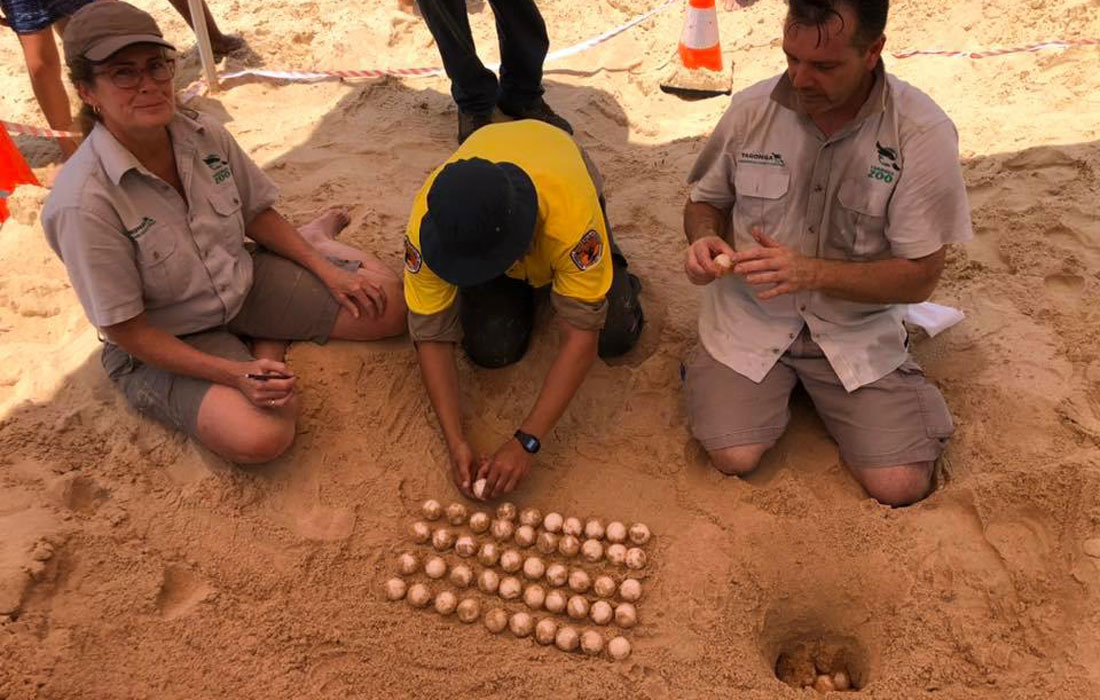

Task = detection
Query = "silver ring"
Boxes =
[269,400,275,406]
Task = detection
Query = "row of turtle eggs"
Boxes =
[410,523,648,570]
[421,500,651,546]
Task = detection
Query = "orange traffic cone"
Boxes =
[660,0,732,99]
[0,128,40,224]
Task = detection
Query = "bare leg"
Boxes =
[251,339,289,362]
[849,461,934,507]
[17,28,77,159]
[707,442,773,476]
[165,0,244,56]
[194,384,297,464]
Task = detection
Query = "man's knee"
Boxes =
[225,416,296,464]
[855,462,933,507]
[708,442,772,476]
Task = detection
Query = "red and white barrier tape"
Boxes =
[2,120,79,140]
[892,37,1100,59]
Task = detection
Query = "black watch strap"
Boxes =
[514,429,541,454]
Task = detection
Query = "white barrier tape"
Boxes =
[892,37,1100,59]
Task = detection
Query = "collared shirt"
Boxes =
[688,63,972,391]
[41,109,279,336]
[404,120,612,342]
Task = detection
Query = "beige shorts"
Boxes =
[683,330,954,468]
[102,251,358,438]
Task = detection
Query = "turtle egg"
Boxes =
[514,525,537,548]
[449,564,473,588]
[477,542,501,567]
[590,600,613,625]
[484,607,508,633]
[407,583,431,608]
[455,535,477,558]
[491,519,515,542]
[605,521,628,543]
[580,630,604,656]
[607,636,631,661]
[425,556,447,579]
[584,519,605,540]
[500,549,523,573]
[434,591,457,615]
[457,597,480,623]
[519,507,542,527]
[555,626,580,652]
[472,478,488,500]
[478,569,500,594]
[432,528,455,551]
[536,532,559,555]
[523,556,546,580]
[535,618,557,645]
[384,577,407,601]
[421,499,443,521]
[524,584,546,610]
[499,576,523,600]
[568,569,592,593]
[558,535,581,557]
[813,675,836,693]
[545,563,568,587]
[542,512,564,533]
[581,539,604,562]
[544,589,567,614]
[567,595,590,620]
[469,511,491,533]
[410,521,431,543]
[594,576,616,598]
[625,548,647,570]
[397,552,419,576]
[562,517,584,537]
[614,602,637,628]
[619,578,642,602]
[606,543,627,566]
[445,502,468,526]
[628,523,651,545]
[509,611,534,637]
[496,502,517,521]
[833,671,851,691]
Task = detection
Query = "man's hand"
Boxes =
[732,230,821,300]
[448,440,483,499]
[319,263,386,319]
[233,359,296,409]
[478,438,533,499]
[684,235,736,286]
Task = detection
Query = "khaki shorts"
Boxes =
[102,251,358,437]
[684,330,954,468]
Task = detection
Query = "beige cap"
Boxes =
[63,1,175,64]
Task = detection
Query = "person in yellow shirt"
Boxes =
[405,119,643,499]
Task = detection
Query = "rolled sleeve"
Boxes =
[408,306,462,343]
[551,292,606,331]
[886,120,974,259]
[46,206,144,328]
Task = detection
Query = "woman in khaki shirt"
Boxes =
[42,2,406,463]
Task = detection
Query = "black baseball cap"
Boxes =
[419,158,538,287]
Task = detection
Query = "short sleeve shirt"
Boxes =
[688,63,973,391]
[41,110,279,336]
[403,120,613,341]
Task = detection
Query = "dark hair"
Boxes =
[786,0,888,49]
[67,55,101,137]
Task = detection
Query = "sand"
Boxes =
[2,0,1100,697]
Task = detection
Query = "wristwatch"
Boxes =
[514,429,541,454]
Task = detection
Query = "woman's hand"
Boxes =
[233,358,296,409]
[319,264,386,320]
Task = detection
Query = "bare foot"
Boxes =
[252,339,289,362]
[298,208,351,243]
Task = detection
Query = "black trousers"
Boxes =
[458,236,644,368]
[415,0,548,114]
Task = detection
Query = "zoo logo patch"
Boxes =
[570,230,603,271]
[404,236,422,273]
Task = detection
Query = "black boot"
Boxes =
[498,97,573,135]
[458,111,493,144]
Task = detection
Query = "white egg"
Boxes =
[449,564,473,588]
[434,590,457,615]
[833,671,851,691]
[614,602,637,628]
[491,519,515,542]
[536,532,559,555]
[619,578,642,602]
[514,525,536,548]
[580,630,604,656]
[457,597,480,623]
[542,512,564,533]
[523,556,546,580]
[397,552,419,576]
[496,502,517,521]
[406,583,431,608]
[813,675,836,693]
[606,543,627,566]
[478,569,500,594]
[478,542,500,567]
[590,600,613,625]
[499,576,523,600]
[410,521,431,544]
[509,611,534,637]
[523,584,546,610]
[558,535,580,557]
[469,511,491,533]
[568,569,591,593]
[544,589,567,614]
[424,556,447,579]
[628,523,651,545]
[454,535,477,558]
[607,636,631,661]
[593,576,616,598]
[432,528,455,551]
[562,517,583,537]
[484,607,508,633]
[445,502,468,526]
[421,499,443,521]
[567,595,590,620]
[535,618,557,645]
[605,521,628,543]
[473,478,488,500]
[500,549,523,573]
[519,507,542,527]
[584,519,605,540]
[714,252,733,273]
[581,539,604,562]
[555,626,580,652]
[625,547,647,570]
[384,577,407,601]
[545,563,568,587]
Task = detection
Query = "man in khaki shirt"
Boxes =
[682,0,972,506]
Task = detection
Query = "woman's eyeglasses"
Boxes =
[94,58,177,89]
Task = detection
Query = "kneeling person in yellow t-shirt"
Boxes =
[405,120,644,499]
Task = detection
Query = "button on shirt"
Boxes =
[688,63,973,391]
[41,109,279,336]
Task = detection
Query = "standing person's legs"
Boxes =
[165,0,244,56]
[416,0,499,116]
[458,275,536,368]
[14,27,77,157]
[484,0,547,109]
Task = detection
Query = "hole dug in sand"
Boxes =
[774,636,867,693]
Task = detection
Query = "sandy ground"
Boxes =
[2,0,1100,697]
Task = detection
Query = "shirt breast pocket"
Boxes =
[733,167,790,240]
[835,178,893,258]
[133,233,183,304]
[208,190,245,247]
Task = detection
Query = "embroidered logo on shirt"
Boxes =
[867,141,901,183]
[404,236,422,273]
[569,230,603,271]
[738,152,786,167]
[124,216,156,240]
[203,154,232,185]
